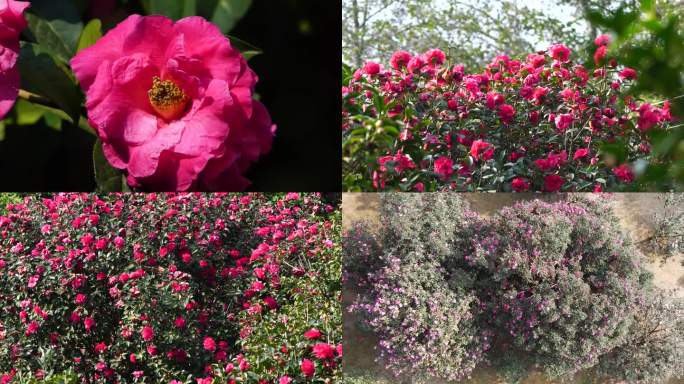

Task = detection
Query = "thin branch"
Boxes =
[17,89,59,110]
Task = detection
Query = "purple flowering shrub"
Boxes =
[345,194,683,383]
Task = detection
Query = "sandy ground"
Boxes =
[342,193,684,384]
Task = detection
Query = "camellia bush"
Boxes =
[345,194,684,383]
[0,193,341,383]
[342,37,675,192]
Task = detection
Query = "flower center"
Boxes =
[148,77,189,120]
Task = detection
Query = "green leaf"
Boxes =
[211,0,252,33]
[227,34,262,60]
[15,99,45,125]
[149,0,197,19]
[17,43,83,124]
[93,139,124,192]
[25,0,83,63]
[0,121,5,141]
[77,19,102,52]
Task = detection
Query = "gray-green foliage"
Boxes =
[648,192,684,262]
[342,0,588,70]
[597,289,684,384]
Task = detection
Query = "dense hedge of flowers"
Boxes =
[345,194,684,383]
[0,193,341,383]
[342,37,675,191]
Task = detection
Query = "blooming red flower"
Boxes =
[497,104,515,124]
[0,0,29,119]
[70,15,275,191]
[470,140,494,161]
[511,178,530,192]
[363,61,380,75]
[573,148,589,161]
[300,358,315,377]
[424,49,446,66]
[554,113,573,132]
[312,343,335,360]
[434,157,454,180]
[612,163,634,182]
[304,328,322,340]
[203,336,216,351]
[543,174,564,192]
[593,45,607,66]
[485,92,504,109]
[141,326,154,341]
[594,34,611,46]
[84,317,95,332]
[390,51,412,70]
[549,44,570,62]
[619,67,637,80]
[94,342,107,353]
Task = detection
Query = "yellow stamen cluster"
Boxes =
[148,77,189,120]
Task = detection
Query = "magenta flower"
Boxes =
[70,15,275,191]
[0,0,29,119]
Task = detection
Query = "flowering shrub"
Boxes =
[0,193,341,383]
[342,38,675,191]
[345,194,683,383]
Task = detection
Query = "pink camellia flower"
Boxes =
[390,51,412,70]
[434,157,453,180]
[300,358,315,377]
[141,325,154,341]
[549,43,571,62]
[573,148,589,160]
[70,15,275,191]
[278,376,292,384]
[363,61,380,75]
[593,45,607,66]
[511,177,530,192]
[74,293,87,305]
[544,174,564,192]
[594,34,611,46]
[613,163,634,182]
[312,343,335,360]
[304,328,322,340]
[497,104,515,124]
[84,317,95,332]
[0,0,29,119]
[203,336,216,351]
[424,48,446,66]
[618,67,637,80]
[554,113,573,132]
[470,140,494,161]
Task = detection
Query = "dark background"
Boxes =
[0,0,342,192]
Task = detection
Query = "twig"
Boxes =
[17,89,59,110]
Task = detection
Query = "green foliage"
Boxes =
[16,43,83,124]
[25,0,84,64]
[149,0,252,33]
[92,139,127,193]
[76,19,102,53]
[587,0,684,188]
[0,194,22,214]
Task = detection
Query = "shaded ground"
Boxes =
[342,193,684,384]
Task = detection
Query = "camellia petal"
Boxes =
[0,0,28,120]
